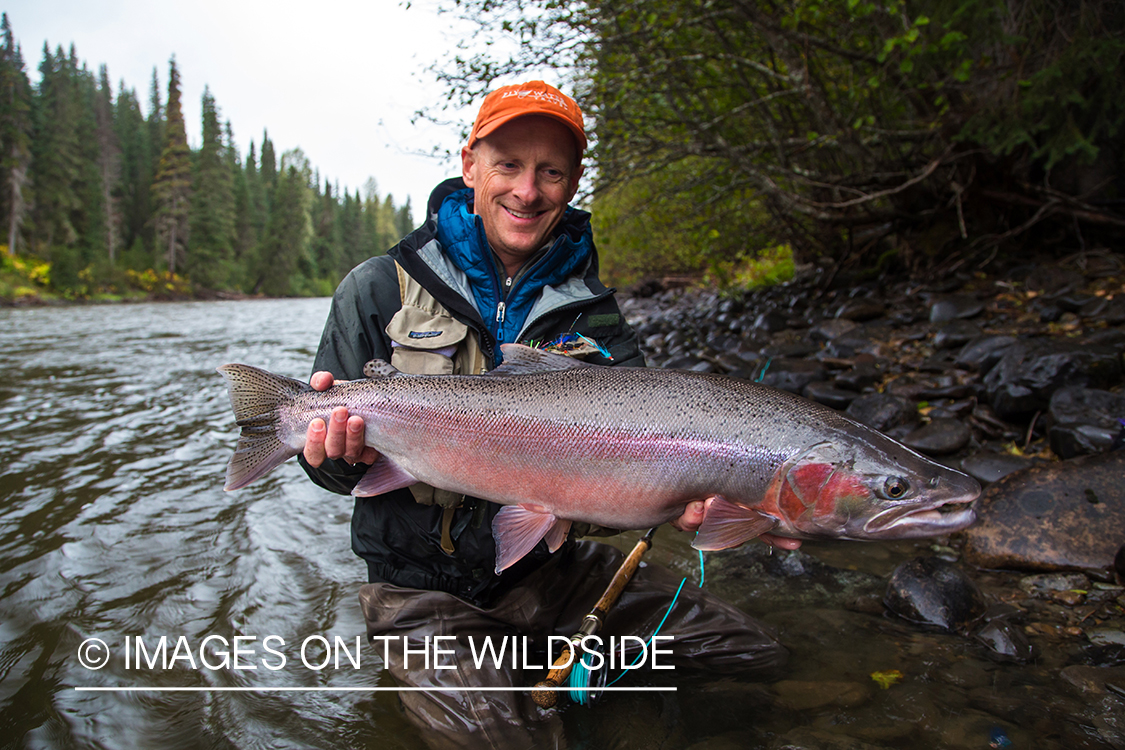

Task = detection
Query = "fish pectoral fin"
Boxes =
[351,455,418,497]
[692,497,779,551]
[492,505,565,574]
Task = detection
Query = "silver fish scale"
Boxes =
[286,365,876,508]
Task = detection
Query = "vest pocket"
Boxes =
[385,304,470,376]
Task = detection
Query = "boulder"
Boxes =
[962,450,1125,575]
[982,340,1123,419]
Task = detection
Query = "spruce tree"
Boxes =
[259,129,276,196]
[252,164,310,296]
[186,86,235,287]
[30,43,81,254]
[0,13,31,256]
[113,82,152,263]
[151,56,190,274]
[94,64,121,263]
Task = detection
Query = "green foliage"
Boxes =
[434,0,1125,282]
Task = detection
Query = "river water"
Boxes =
[0,299,1111,749]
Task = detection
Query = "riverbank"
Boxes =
[618,249,1125,747]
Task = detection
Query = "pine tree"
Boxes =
[151,56,190,273]
[114,82,152,263]
[0,13,31,257]
[186,86,234,287]
[94,64,121,263]
[30,43,81,253]
[259,129,276,196]
[252,164,310,295]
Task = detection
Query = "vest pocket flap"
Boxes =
[385,305,469,351]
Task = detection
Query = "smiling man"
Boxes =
[297,81,792,748]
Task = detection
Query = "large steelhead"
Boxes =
[217,344,979,572]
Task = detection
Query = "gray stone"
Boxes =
[963,450,1125,574]
[900,418,972,456]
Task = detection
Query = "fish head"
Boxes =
[765,440,980,541]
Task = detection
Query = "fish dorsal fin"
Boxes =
[489,343,594,377]
[691,496,779,551]
[363,359,401,379]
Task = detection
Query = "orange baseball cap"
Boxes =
[467,80,587,155]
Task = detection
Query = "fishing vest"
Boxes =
[383,260,487,551]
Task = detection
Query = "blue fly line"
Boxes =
[566,541,707,703]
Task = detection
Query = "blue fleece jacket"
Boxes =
[435,188,595,365]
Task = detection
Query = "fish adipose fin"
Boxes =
[216,364,311,491]
[492,504,571,573]
[489,343,594,377]
[692,496,779,551]
[352,455,418,497]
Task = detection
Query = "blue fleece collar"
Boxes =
[435,188,595,365]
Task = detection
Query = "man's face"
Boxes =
[461,115,584,272]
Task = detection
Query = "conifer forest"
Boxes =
[0,14,415,301]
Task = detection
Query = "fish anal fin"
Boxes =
[692,496,779,551]
[352,455,417,497]
[543,519,572,553]
[492,504,565,573]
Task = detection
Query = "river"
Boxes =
[0,299,1107,749]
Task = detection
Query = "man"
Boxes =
[299,81,795,749]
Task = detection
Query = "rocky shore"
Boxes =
[616,251,1125,749]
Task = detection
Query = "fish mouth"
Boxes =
[864,503,977,537]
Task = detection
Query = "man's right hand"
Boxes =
[303,371,379,468]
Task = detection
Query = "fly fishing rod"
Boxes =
[531,527,658,709]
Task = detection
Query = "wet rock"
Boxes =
[932,320,981,350]
[845,393,919,432]
[772,680,871,711]
[810,318,860,342]
[803,381,861,409]
[753,312,790,334]
[1098,296,1125,325]
[663,355,706,371]
[929,295,985,323]
[954,334,1018,373]
[982,339,1124,419]
[973,618,1035,662]
[900,418,972,456]
[962,450,1125,574]
[1047,386,1125,459]
[1018,572,1090,598]
[769,727,892,750]
[835,363,881,392]
[761,341,820,359]
[884,557,987,631]
[960,451,1034,483]
[1025,265,1083,295]
[758,359,827,394]
[836,299,886,322]
[1087,629,1125,647]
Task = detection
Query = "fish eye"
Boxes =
[882,477,910,500]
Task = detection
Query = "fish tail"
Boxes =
[216,364,310,490]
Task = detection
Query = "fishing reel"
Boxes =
[565,640,608,707]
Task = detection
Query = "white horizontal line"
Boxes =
[74,686,676,693]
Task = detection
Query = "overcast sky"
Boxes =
[6,0,540,218]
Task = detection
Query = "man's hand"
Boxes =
[302,371,379,468]
[669,498,802,550]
